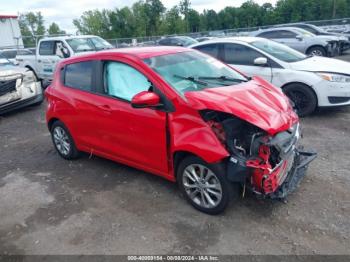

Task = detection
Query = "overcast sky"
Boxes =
[0,0,277,33]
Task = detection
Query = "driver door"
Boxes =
[93,60,169,174]
[37,41,68,80]
[222,43,273,82]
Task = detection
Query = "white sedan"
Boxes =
[190,37,350,116]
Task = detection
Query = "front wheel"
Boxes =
[307,46,326,57]
[283,83,317,117]
[177,156,236,214]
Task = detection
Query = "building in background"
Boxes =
[0,15,23,49]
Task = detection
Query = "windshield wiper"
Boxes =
[173,74,208,86]
[198,76,247,83]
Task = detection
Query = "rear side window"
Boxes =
[194,44,220,58]
[223,43,262,65]
[104,62,151,101]
[257,31,280,39]
[39,41,55,55]
[64,61,94,91]
[258,30,296,39]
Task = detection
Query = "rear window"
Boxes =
[64,61,94,91]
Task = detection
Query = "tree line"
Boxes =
[19,0,350,46]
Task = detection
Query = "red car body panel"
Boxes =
[185,77,299,136]
[46,47,299,183]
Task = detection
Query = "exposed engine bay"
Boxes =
[200,109,316,198]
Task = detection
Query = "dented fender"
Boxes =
[169,111,229,164]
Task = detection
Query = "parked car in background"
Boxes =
[252,27,340,57]
[196,37,216,42]
[45,46,315,214]
[277,23,350,54]
[0,48,33,64]
[0,55,43,114]
[157,36,198,47]
[191,37,350,116]
[16,35,113,82]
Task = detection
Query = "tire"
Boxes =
[306,46,326,57]
[50,121,80,160]
[283,83,317,117]
[177,156,236,215]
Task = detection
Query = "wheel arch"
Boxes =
[306,45,326,55]
[47,117,60,131]
[24,65,40,80]
[280,81,318,105]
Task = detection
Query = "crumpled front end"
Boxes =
[0,69,42,114]
[200,110,316,199]
[0,72,23,105]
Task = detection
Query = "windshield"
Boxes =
[66,37,113,52]
[182,37,198,46]
[251,40,307,63]
[143,51,247,95]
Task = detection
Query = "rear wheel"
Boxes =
[177,156,236,214]
[307,46,326,57]
[50,121,80,160]
[283,83,317,117]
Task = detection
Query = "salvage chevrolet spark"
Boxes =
[45,47,316,214]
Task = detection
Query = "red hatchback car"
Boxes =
[45,47,316,214]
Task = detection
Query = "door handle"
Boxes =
[38,59,42,63]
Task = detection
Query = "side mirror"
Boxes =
[254,57,268,66]
[131,91,161,108]
[296,35,303,41]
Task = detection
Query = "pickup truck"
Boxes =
[16,35,113,82]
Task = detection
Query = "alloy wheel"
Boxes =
[182,164,223,208]
[310,50,324,56]
[53,126,71,156]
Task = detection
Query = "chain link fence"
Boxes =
[105,17,350,48]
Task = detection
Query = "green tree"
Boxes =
[18,12,46,47]
[180,0,191,31]
[47,22,66,35]
[73,9,112,38]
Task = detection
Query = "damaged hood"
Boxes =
[185,77,298,135]
[0,65,27,79]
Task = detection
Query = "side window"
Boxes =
[64,61,94,91]
[2,50,17,59]
[223,44,262,66]
[194,44,220,58]
[104,62,152,102]
[39,41,55,55]
[257,31,279,39]
[278,30,297,38]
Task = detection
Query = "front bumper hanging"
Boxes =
[268,150,317,200]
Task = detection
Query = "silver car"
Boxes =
[251,27,340,57]
[0,57,43,114]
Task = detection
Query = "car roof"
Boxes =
[64,46,191,63]
[40,35,100,41]
[190,36,265,46]
[257,27,299,33]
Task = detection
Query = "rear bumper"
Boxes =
[268,150,317,199]
[0,93,43,114]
